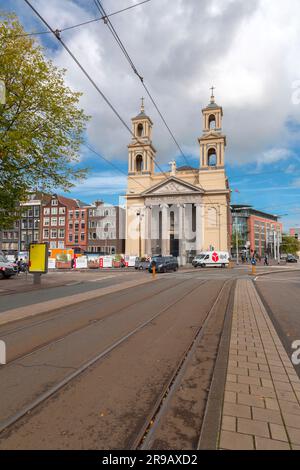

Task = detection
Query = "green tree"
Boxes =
[0,14,89,229]
[281,235,300,255]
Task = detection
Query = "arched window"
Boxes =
[208,148,217,167]
[209,114,216,130]
[136,155,143,173]
[137,123,144,137]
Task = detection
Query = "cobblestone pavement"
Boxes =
[219,279,300,450]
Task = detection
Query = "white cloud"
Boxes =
[67,172,127,196]
[18,0,300,166]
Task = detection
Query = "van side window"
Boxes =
[205,255,210,260]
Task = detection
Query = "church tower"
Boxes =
[128,99,156,176]
[198,88,226,169]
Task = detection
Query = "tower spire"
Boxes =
[141,97,145,113]
[210,85,215,103]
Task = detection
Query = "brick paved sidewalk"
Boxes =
[219,279,300,450]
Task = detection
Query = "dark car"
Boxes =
[135,257,150,270]
[0,254,18,279]
[286,254,298,263]
[148,256,178,273]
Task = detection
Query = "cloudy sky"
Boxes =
[3,0,300,229]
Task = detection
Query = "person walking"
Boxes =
[264,254,269,266]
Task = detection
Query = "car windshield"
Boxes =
[196,255,205,259]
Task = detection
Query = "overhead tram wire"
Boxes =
[93,0,203,186]
[23,0,171,182]
[23,0,229,225]
[93,0,231,219]
[8,1,152,39]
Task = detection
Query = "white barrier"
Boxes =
[0,340,6,365]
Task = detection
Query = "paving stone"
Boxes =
[282,413,300,429]
[226,382,250,394]
[237,418,270,438]
[255,437,290,450]
[278,400,300,416]
[223,402,252,419]
[265,398,280,411]
[250,385,276,399]
[228,366,250,376]
[270,423,289,442]
[252,407,283,425]
[227,374,237,383]
[249,369,272,380]
[222,416,236,432]
[271,373,290,383]
[238,361,259,371]
[238,393,265,409]
[224,391,237,404]
[287,427,300,446]
[276,390,298,403]
[238,375,261,386]
[261,379,274,389]
[219,431,254,450]
[274,381,294,393]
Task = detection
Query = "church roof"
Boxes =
[177,165,197,172]
[132,111,152,122]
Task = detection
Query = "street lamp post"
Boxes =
[136,211,144,258]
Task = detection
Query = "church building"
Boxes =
[125,91,231,265]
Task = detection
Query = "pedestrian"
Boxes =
[264,254,269,266]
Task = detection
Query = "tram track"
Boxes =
[0,276,193,364]
[0,278,210,438]
[132,279,235,450]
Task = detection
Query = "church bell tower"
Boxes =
[198,88,226,170]
[128,99,156,176]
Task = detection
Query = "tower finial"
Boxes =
[141,97,145,113]
[210,85,215,103]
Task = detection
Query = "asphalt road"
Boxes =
[255,271,300,376]
[0,270,234,449]
[0,266,299,449]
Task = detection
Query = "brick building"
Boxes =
[231,205,283,258]
[41,195,75,250]
[66,201,89,253]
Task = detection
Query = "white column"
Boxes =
[145,206,152,256]
[195,203,203,255]
[161,204,169,256]
[178,204,186,266]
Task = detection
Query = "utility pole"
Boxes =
[236,225,239,265]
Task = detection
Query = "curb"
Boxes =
[252,268,300,279]
[197,279,236,450]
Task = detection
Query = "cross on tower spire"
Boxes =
[141,97,145,113]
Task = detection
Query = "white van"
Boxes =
[192,251,230,268]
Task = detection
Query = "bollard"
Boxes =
[252,265,256,276]
[152,266,156,279]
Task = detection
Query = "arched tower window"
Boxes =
[209,114,216,129]
[137,123,144,137]
[136,155,143,173]
[208,148,217,167]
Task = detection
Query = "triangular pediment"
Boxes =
[142,177,204,196]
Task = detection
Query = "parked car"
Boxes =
[0,254,18,279]
[192,251,230,268]
[148,256,178,273]
[135,257,150,270]
[286,254,298,263]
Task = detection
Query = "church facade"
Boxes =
[125,93,231,265]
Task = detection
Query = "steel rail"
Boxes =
[132,279,234,450]
[0,279,208,436]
